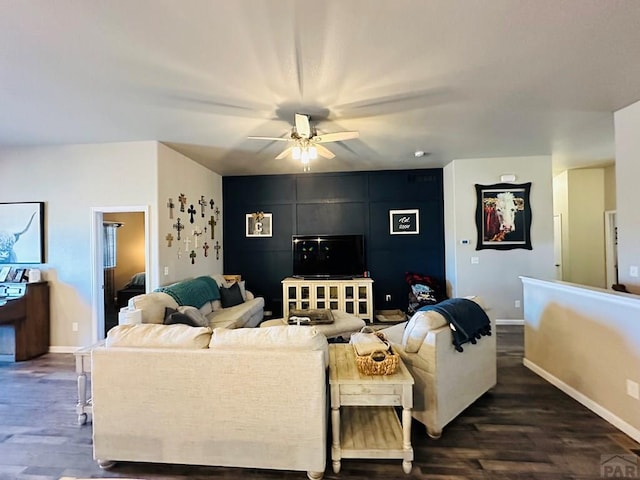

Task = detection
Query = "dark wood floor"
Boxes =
[0,325,638,480]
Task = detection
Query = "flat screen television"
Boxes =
[292,234,365,279]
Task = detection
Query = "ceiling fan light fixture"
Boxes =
[292,146,302,160]
[308,146,318,160]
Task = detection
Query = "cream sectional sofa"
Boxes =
[381,296,496,438]
[91,323,329,479]
[124,274,264,329]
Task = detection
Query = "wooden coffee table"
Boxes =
[328,344,414,474]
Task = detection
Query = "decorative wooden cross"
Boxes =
[209,198,215,209]
[177,249,182,259]
[178,193,187,212]
[165,233,174,247]
[192,227,202,248]
[214,241,221,260]
[214,206,220,221]
[184,236,192,252]
[203,241,210,257]
[167,198,175,219]
[189,250,197,265]
[173,218,184,240]
[198,196,207,217]
[187,204,196,224]
[208,215,216,240]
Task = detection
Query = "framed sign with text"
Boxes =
[389,209,420,235]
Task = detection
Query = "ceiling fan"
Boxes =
[248,113,359,170]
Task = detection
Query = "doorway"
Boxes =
[91,206,150,343]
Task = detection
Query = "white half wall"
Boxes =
[522,276,640,442]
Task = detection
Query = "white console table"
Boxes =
[282,277,374,323]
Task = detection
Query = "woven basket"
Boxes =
[355,343,399,376]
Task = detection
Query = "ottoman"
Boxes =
[261,310,366,339]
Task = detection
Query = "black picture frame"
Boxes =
[475,183,532,250]
[0,202,46,263]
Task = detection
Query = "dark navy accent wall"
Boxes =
[223,169,444,317]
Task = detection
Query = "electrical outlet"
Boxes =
[630,266,639,278]
[72,322,78,332]
[627,379,640,399]
[471,256,479,264]
[385,294,391,302]
[164,266,169,276]
[514,300,521,308]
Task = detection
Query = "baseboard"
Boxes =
[49,346,77,354]
[524,358,640,443]
[496,319,524,325]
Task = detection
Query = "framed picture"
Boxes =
[389,209,420,235]
[475,182,532,250]
[246,212,272,237]
[0,202,45,264]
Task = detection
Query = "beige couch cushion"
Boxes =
[106,324,212,349]
[402,310,448,353]
[128,292,178,324]
[210,325,329,366]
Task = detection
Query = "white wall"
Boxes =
[614,101,640,293]
[0,142,157,348]
[553,168,606,288]
[522,277,640,442]
[444,156,555,319]
[157,144,223,286]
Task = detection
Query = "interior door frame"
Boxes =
[90,205,150,343]
[604,210,617,289]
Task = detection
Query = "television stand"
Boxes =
[282,277,374,323]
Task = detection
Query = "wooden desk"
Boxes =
[0,281,49,361]
[328,344,414,474]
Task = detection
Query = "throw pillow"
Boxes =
[177,305,209,327]
[220,282,244,308]
[401,310,448,353]
[223,280,247,301]
[163,307,199,327]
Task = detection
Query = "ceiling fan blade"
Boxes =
[315,144,335,159]
[295,113,311,138]
[248,136,290,142]
[275,146,294,160]
[313,131,359,143]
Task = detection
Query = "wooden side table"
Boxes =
[73,340,104,425]
[328,344,414,474]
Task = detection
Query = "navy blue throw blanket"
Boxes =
[419,298,491,352]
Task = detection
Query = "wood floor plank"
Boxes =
[0,325,638,479]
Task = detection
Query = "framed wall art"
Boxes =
[475,182,532,250]
[0,202,45,263]
[246,212,272,237]
[389,209,420,235]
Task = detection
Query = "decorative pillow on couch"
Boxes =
[401,310,448,353]
[163,306,209,327]
[219,282,244,308]
[106,323,212,349]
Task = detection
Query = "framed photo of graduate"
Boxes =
[0,202,45,263]
[475,183,532,250]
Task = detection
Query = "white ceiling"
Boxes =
[2,0,640,176]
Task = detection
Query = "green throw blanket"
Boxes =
[155,276,220,308]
